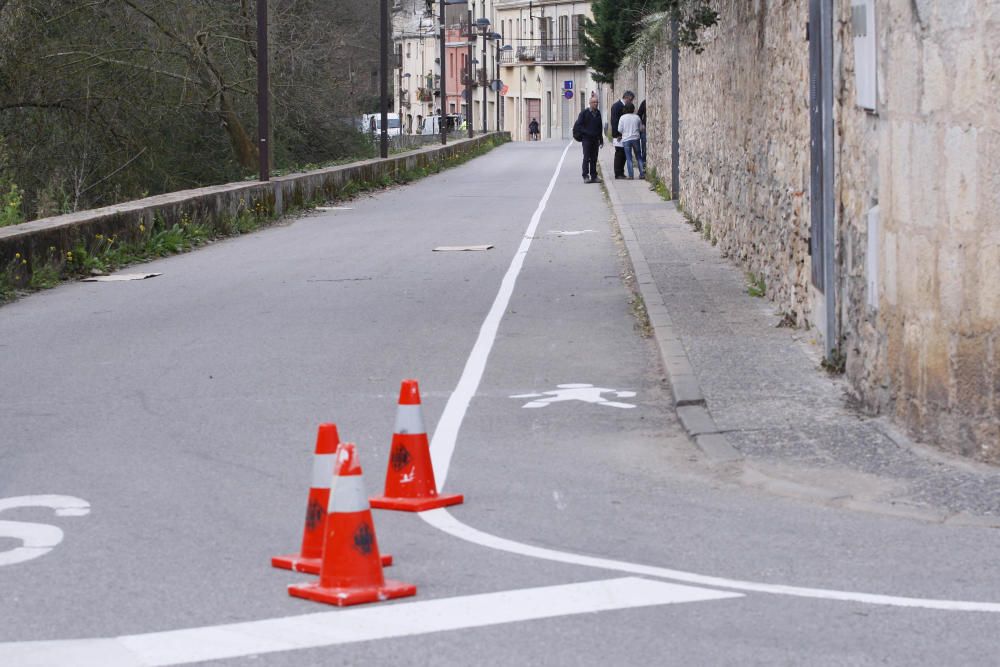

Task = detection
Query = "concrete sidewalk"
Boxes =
[598,148,1000,525]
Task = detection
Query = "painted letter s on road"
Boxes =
[0,495,90,567]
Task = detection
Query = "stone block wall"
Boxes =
[861,0,1000,461]
[638,0,999,463]
[644,1,814,327]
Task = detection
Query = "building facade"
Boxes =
[393,0,596,139]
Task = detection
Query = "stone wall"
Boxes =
[643,1,814,327]
[862,0,1000,461]
[637,1,999,464]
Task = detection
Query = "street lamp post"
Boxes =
[480,26,490,133]
[465,10,473,138]
[438,0,447,145]
[495,40,511,133]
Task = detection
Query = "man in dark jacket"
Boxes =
[574,94,604,183]
[609,90,635,179]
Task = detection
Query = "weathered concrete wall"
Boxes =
[0,134,508,290]
[639,1,999,464]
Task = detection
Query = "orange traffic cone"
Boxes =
[272,424,391,575]
[370,379,464,512]
[288,442,416,606]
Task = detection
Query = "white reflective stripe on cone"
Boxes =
[311,454,338,489]
[394,404,425,435]
[328,475,370,513]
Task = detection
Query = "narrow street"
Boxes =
[1,141,998,666]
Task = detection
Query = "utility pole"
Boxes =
[481,29,488,133]
[466,10,473,138]
[670,15,679,199]
[256,0,269,181]
[439,0,447,145]
[379,0,389,158]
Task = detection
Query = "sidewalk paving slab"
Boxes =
[597,147,1000,522]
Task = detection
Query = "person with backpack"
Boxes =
[573,94,604,183]
[528,118,540,141]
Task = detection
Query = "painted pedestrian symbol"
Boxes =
[510,384,637,409]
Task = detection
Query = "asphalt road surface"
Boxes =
[1,141,998,666]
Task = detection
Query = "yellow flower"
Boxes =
[139,224,146,232]
[21,259,27,265]
[95,234,103,239]
[14,253,20,259]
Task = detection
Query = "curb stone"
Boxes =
[598,154,741,463]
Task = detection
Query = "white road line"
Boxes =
[0,578,741,666]
[428,141,573,486]
[418,142,1000,614]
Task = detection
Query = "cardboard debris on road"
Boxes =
[82,273,161,282]
[432,245,494,252]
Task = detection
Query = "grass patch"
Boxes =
[646,167,673,201]
[746,272,766,298]
[821,348,846,375]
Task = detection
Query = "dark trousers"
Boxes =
[614,146,626,177]
[581,139,599,179]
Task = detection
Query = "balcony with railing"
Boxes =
[500,41,584,65]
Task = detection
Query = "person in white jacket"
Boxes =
[617,103,645,179]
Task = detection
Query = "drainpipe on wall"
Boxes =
[820,0,837,360]
[670,15,679,200]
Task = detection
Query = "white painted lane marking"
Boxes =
[428,141,574,486]
[0,578,742,666]
[416,142,1000,614]
[421,509,1000,613]
[511,383,637,409]
[0,495,90,567]
[549,229,597,236]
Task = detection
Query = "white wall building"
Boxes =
[393,0,596,140]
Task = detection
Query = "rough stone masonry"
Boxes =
[630,0,999,464]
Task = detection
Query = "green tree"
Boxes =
[581,0,718,83]
[0,0,380,220]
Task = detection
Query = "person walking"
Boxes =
[573,94,604,183]
[618,102,645,180]
[609,90,635,179]
[528,118,540,141]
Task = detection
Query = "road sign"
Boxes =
[564,90,574,100]
[564,80,573,90]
